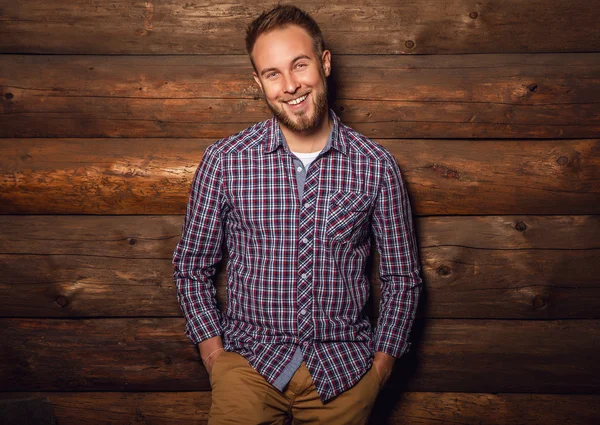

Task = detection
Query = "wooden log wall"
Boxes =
[1,1,599,424]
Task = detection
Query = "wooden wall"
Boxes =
[1,1,599,423]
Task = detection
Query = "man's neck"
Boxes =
[279,114,332,153]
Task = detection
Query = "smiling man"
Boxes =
[173,5,423,425]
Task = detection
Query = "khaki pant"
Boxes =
[208,351,382,425]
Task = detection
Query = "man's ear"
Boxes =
[253,72,264,93]
[321,50,331,77]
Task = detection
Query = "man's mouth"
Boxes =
[285,94,308,106]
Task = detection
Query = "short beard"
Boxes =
[266,78,329,133]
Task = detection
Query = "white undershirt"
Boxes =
[292,150,322,169]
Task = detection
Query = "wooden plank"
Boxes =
[370,392,600,425]
[418,247,600,319]
[3,54,599,103]
[2,54,599,139]
[2,247,598,319]
[0,254,180,317]
[1,1,599,54]
[2,215,598,320]
[3,98,598,139]
[1,318,599,393]
[2,392,599,425]
[3,215,598,257]
[1,138,599,215]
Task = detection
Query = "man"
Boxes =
[173,5,422,424]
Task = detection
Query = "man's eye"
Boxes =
[267,72,278,79]
[296,63,307,69]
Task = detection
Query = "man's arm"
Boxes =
[371,157,423,384]
[173,145,227,369]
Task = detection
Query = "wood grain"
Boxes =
[3,215,598,257]
[1,0,598,54]
[2,54,599,139]
[2,138,598,215]
[2,391,599,425]
[2,249,598,320]
[1,215,598,319]
[2,318,599,393]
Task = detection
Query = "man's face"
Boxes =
[252,25,331,133]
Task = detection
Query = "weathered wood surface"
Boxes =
[1,0,599,55]
[4,215,598,257]
[1,215,598,319]
[2,318,599,393]
[2,249,599,320]
[2,392,599,425]
[2,54,599,139]
[2,138,598,215]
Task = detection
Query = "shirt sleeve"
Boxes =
[172,144,226,344]
[371,156,423,358]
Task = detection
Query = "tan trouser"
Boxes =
[208,351,382,425]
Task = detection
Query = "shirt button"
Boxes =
[302,237,309,244]
[301,272,309,279]
[303,202,311,209]
[300,309,307,315]
[303,341,309,347]
[296,166,303,173]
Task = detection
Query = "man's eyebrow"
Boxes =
[259,55,312,76]
[260,67,278,77]
[291,54,311,63]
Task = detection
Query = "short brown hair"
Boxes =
[245,5,325,68]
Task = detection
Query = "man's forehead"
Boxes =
[252,25,316,66]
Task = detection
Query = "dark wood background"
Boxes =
[1,1,599,424]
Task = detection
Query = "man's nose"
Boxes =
[283,73,300,93]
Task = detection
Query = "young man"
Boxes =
[173,5,422,424]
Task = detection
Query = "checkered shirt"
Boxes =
[173,110,423,401]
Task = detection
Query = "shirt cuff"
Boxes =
[183,311,222,345]
[374,335,412,359]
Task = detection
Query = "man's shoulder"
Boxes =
[338,121,395,165]
[207,119,272,156]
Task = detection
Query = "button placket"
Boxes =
[297,172,317,345]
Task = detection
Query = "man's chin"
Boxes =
[283,116,320,133]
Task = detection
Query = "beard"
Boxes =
[266,77,329,133]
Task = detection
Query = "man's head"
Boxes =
[246,5,331,133]
[246,5,325,70]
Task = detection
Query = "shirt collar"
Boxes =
[263,109,349,156]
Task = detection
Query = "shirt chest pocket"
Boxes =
[326,190,373,243]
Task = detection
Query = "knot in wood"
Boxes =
[55,295,69,307]
[437,265,451,276]
[557,156,569,166]
[405,40,415,49]
[515,221,527,232]
[532,295,546,309]
[469,12,479,19]
[129,238,137,245]
[528,84,538,92]
[4,92,14,99]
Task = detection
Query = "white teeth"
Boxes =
[287,94,307,105]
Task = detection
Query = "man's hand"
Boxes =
[373,351,396,387]
[198,335,224,374]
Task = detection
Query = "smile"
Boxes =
[286,94,308,105]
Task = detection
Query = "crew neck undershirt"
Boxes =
[291,150,322,169]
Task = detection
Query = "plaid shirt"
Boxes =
[173,110,422,401]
